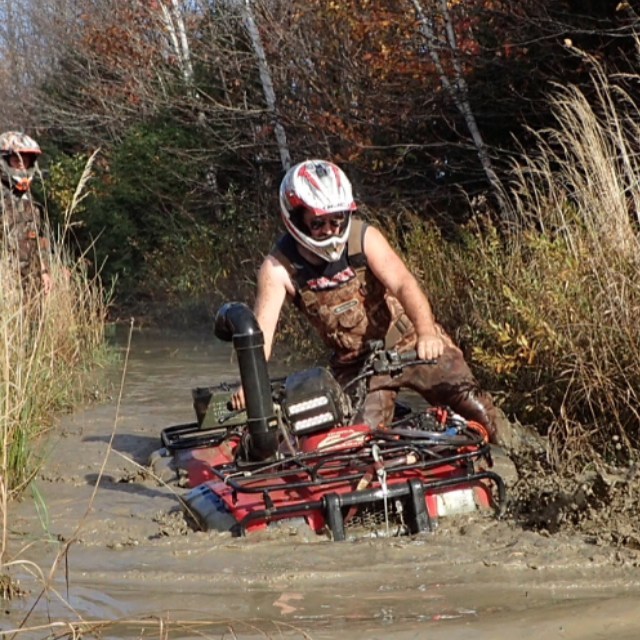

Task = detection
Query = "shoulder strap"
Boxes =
[347,217,368,269]
[347,218,369,261]
[271,235,304,304]
[271,237,294,274]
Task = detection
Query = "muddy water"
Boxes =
[6,329,640,639]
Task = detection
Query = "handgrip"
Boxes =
[383,349,437,372]
[399,349,418,362]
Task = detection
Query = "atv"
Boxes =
[155,302,506,541]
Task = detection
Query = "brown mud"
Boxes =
[4,328,640,639]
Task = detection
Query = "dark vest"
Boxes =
[271,217,414,363]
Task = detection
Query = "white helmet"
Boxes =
[0,131,41,193]
[279,159,357,262]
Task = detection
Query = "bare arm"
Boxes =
[253,254,295,360]
[363,225,444,360]
[230,255,292,410]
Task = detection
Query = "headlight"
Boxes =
[282,367,350,435]
[291,411,336,433]
[287,395,330,416]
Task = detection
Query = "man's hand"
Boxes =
[42,271,52,296]
[416,334,445,361]
[230,386,246,411]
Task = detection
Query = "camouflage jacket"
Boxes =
[272,218,415,364]
[1,184,49,279]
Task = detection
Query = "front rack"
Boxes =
[205,433,505,540]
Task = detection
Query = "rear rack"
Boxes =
[161,422,232,451]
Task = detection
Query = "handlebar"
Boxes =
[369,348,436,375]
[343,341,437,395]
[221,343,435,425]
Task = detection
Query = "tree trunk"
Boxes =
[411,0,513,223]
[240,0,291,171]
[157,0,194,86]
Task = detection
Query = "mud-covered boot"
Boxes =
[430,381,546,455]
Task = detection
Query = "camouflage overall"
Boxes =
[272,218,507,442]
[1,184,49,295]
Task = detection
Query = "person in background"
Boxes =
[0,131,52,297]
[232,159,525,451]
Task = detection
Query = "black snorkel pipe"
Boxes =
[214,302,278,460]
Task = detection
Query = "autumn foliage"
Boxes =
[0,0,633,294]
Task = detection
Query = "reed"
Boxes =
[0,152,109,563]
[405,55,640,472]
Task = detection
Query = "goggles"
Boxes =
[308,212,348,232]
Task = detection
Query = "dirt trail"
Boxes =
[5,329,640,640]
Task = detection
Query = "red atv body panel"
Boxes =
[180,424,499,538]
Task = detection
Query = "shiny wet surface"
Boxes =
[6,328,640,639]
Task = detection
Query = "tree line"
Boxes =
[0,0,637,306]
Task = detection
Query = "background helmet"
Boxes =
[279,159,357,262]
[0,131,42,193]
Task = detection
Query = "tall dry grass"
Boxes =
[1,152,109,563]
[405,57,640,473]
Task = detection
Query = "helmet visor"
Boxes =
[7,152,38,170]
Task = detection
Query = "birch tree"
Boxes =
[410,0,513,222]
[156,0,194,87]
[236,0,291,170]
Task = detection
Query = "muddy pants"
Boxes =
[333,342,509,445]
